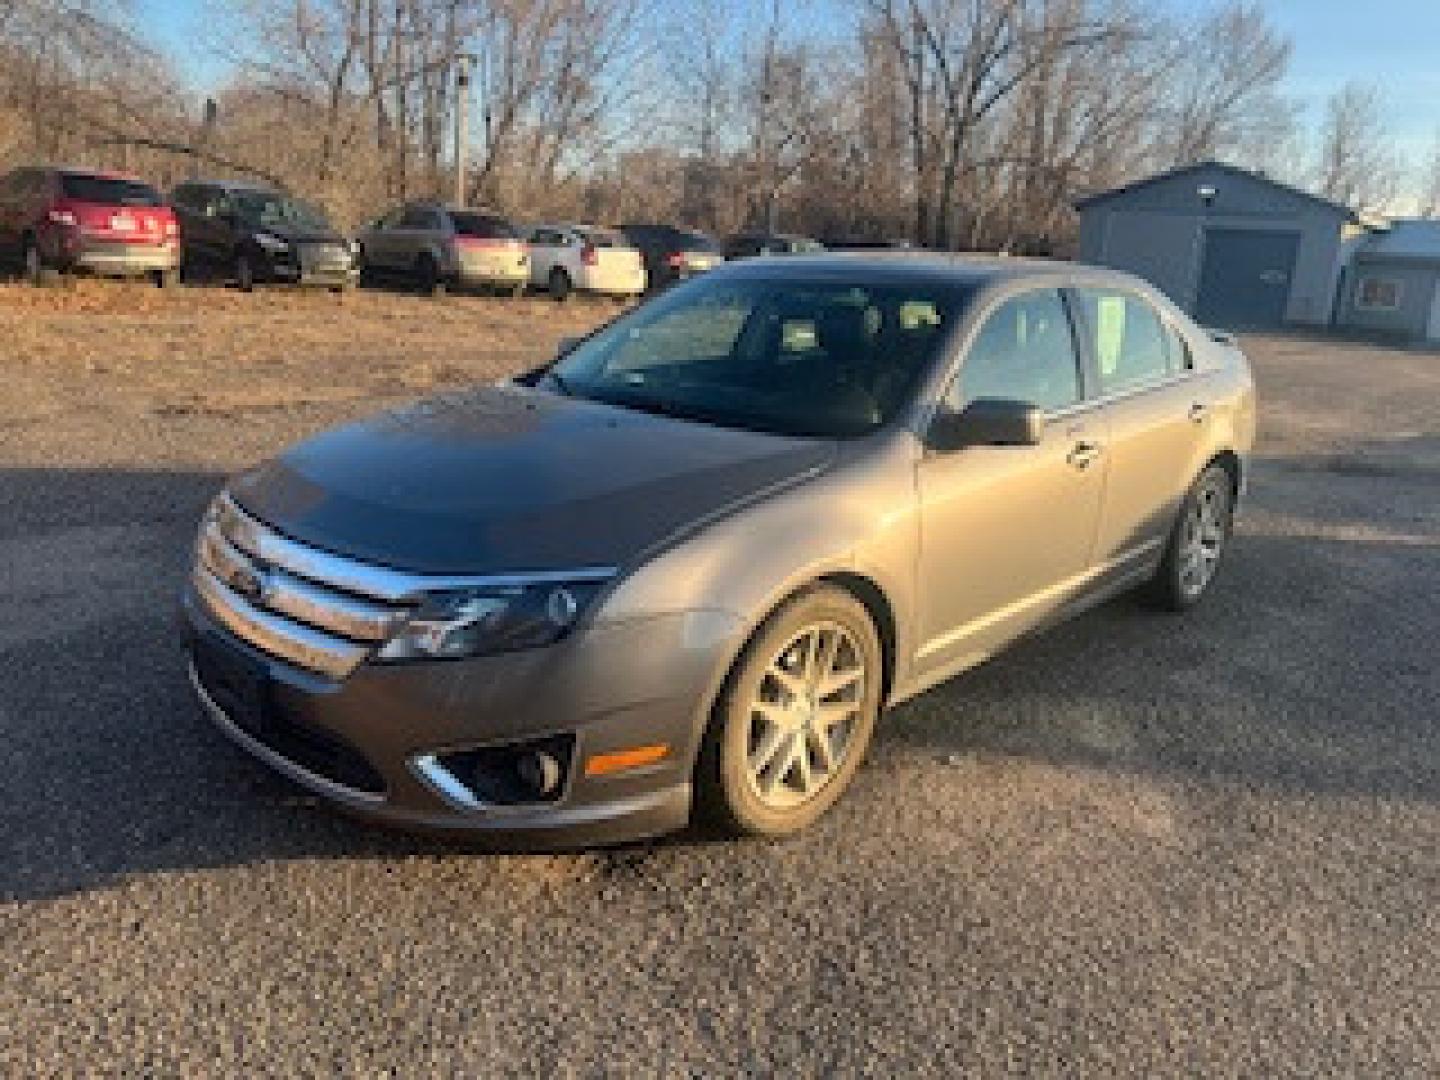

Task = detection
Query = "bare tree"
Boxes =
[1417,132,1440,219]
[1160,0,1290,166]
[1315,81,1400,214]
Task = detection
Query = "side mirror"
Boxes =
[928,398,1044,452]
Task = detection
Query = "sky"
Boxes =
[137,0,1440,176]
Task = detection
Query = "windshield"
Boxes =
[551,275,966,438]
[233,191,333,232]
[60,174,162,207]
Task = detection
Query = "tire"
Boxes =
[22,234,59,286]
[417,255,445,298]
[1143,462,1235,611]
[510,282,526,299]
[548,268,572,302]
[355,246,375,287]
[152,268,178,289]
[694,585,883,838]
[235,252,255,293]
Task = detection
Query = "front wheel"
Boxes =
[548,268,572,302]
[694,585,882,838]
[1144,462,1234,610]
[234,252,255,292]
[416,255,445,298]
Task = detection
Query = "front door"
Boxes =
[915,288,1107,676]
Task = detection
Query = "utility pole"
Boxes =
[453,54,471,206]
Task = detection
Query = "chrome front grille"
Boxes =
[192,495,415,680]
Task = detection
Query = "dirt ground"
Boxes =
[2,277,1438,1074]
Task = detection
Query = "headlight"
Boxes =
[254,232,289,253]
[376,578,609,661]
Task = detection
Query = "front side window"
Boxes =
[953,289,1082,413]
[1356,277,1402,311]
[552,276,967,437]
[1074,288,1177,394]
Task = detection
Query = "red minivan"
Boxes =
[0,166,180,286]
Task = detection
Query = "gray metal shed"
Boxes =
[1075,161,1357,330]
[1337,220,1440,343]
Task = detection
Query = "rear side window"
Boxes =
[451,212,517,239]
[677,231,719,253]
[954,289,1082,413]
[399,206,441,230]
[581,230,627,248]
[59,174,162,207]
[1074,289,1179,393]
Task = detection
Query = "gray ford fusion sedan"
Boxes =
[183,254,1256,845]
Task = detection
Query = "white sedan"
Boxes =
[527,225,647,300]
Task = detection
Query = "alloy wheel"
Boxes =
[1177,472,1230,599]
[743,620,865,811]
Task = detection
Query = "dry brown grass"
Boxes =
[0,277,616,434]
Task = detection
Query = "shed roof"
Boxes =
[1073,160,1356,221]
[1353,218,1440,263]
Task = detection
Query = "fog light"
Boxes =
[516,749,563,796]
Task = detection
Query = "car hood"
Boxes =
[229,383,835,575]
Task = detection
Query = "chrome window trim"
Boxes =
[215,493,615,604]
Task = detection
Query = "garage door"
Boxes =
[1195,229,1299,329]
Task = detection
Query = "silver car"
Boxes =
[357,203,529,296]
[183,255,1256,845]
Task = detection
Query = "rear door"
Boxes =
[1071,286,1211,570]
[915,287,1108,676]
[362,206,405,269]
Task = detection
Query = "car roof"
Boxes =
[187,179,284,195]
[710,251,1147,291]
[32,166,151,183]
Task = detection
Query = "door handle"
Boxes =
[1187,402,1210,424]
[1067,440,1103,470]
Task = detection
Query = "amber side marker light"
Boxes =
[584,744,670,777]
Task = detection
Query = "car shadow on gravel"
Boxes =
[1,462,1436,905]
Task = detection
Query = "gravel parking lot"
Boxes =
[2,280,1437,1075]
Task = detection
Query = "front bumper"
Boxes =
[181,587,739,846]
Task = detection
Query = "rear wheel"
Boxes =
[548,268,572,302]
[234,252,255,292]
[152,268,178,289]
[694,585,882,838]
[509,282,526,299]
[1144,462,1234,611]
[22,234,59,286]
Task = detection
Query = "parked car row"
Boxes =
[0,163,842,298]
